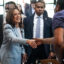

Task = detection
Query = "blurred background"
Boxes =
[0,0,57,45]
[0,0,57,18]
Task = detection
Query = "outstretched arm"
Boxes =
[54,27,64,60]
[35,37,54,45]
[54,27,64,47]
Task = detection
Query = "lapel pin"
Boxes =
[45,18,47,20]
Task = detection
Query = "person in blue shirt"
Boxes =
[0,8,37,64]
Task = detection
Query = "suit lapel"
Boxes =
[31,14,48,38]
[43,14,48,38]
[13,28,19,37]
[30,14,34,38]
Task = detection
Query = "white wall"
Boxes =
[0,0,55,18]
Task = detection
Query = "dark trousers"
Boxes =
[26,45,47,64]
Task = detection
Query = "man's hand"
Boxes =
[34,38,43,46]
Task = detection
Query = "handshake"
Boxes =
[27,37,54,48]
[26,38,43,48]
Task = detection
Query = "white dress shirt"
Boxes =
[33,13,44,38]
[32,8,35,14]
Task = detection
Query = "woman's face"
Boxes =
[13,9,21,24]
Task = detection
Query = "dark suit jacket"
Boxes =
[24,13,54,58]
[0,15,3,47]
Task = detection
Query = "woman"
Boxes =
[35,0,64,64]
[0,8,37,64]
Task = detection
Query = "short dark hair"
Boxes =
[35,0,45,8]
[57,0,64,10]
[5,1,16,6]
[6,8,22,27]
[5,1,17,9]
[30,0,36,3]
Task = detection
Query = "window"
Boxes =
[44,0,54,3]
[0,0,4,15]
[3,0,55,18]
[45,0,55,18]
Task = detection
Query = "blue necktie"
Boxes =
[35,16,40,38]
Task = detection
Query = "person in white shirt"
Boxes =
[24,0,55,64]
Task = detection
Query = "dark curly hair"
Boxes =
[6,8,22,28]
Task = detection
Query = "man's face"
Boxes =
[9,4,15,9]
[31,3,35,9]
[5,4,9,13]
[5,3,15,13]
[35,2,45,16]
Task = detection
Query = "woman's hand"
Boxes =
[22,53,28,64]
[26,39,37,48]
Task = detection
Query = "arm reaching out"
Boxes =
[34,37,54,46]
[26,39,37,48]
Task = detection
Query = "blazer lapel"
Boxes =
[30,14,34,38]
[13,28,19,37]
[43,14,48,38]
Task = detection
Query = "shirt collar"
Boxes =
[34,13,43,19]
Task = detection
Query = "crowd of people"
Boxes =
[0,0,64,64]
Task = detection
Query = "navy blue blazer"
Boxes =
[0,24,28,64]
[24,13,54,58]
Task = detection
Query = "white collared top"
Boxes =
[33,13,44,38]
